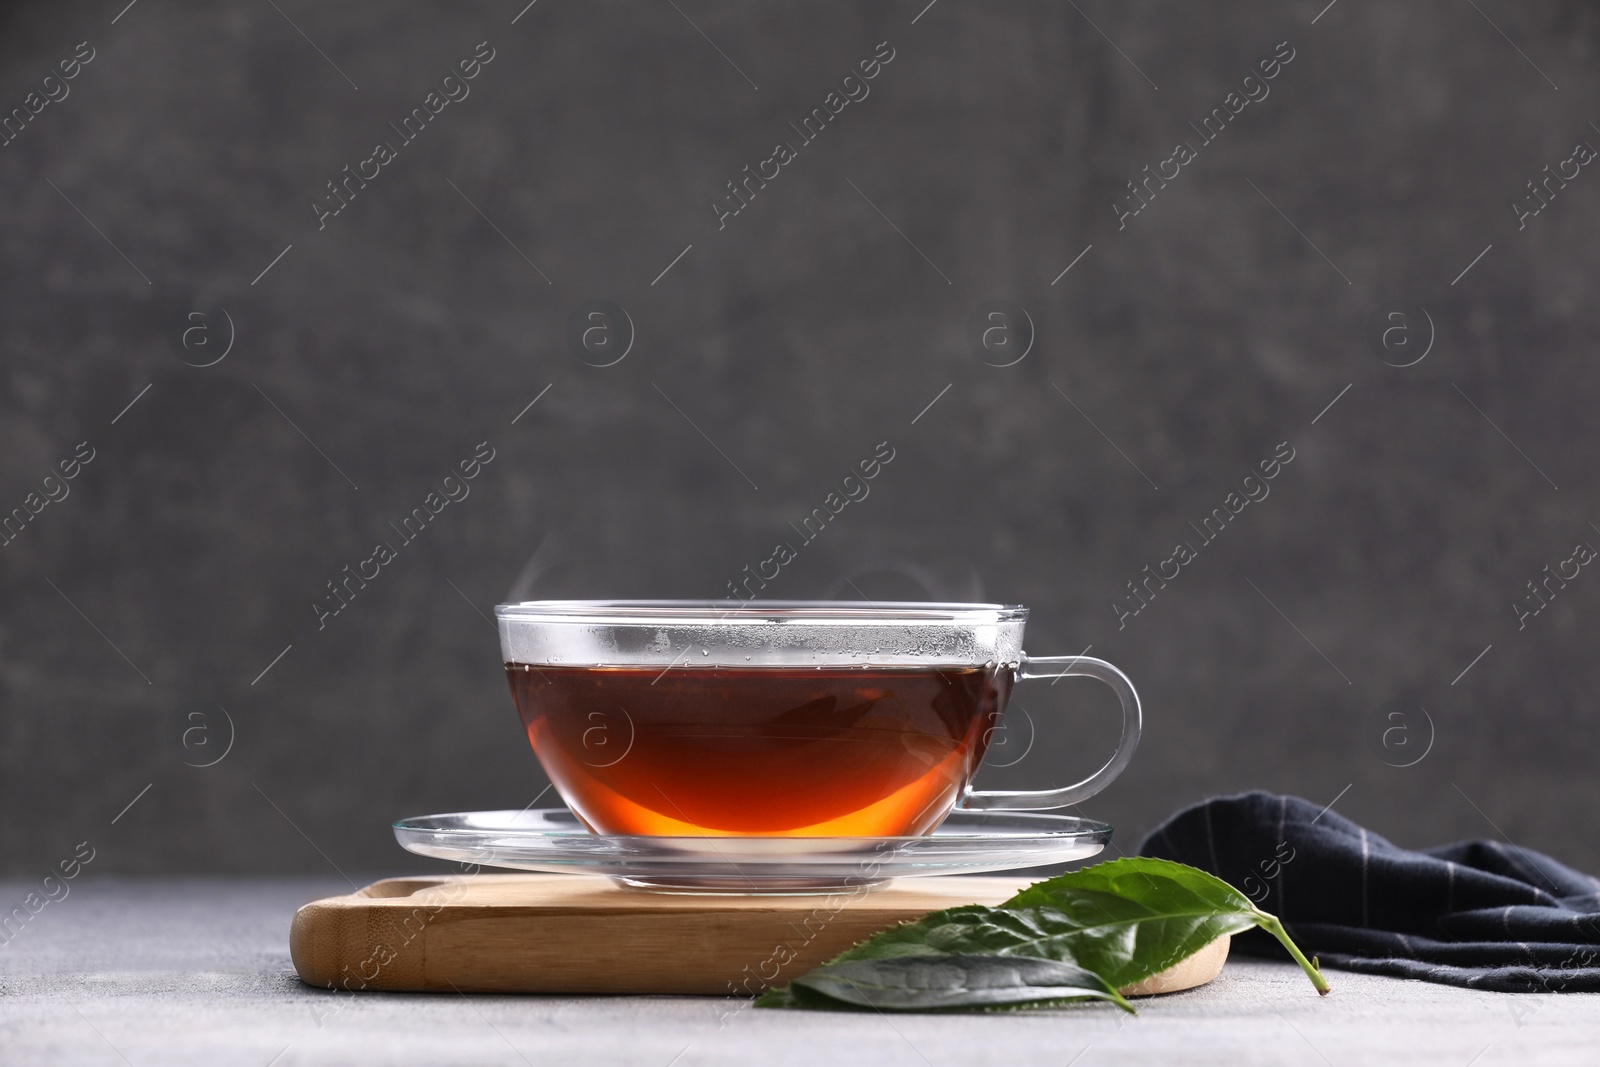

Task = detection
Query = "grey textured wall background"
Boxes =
[3,0,1598,877]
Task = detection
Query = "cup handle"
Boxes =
[957,653,1142,811]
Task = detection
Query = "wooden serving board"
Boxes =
[291,874,1227,997]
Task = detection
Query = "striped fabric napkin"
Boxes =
[1139,791,1600,992]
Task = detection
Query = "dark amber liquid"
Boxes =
[505,664,1012,836]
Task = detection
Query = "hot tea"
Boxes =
[506,664,1012,836]
[493,600,1142,850]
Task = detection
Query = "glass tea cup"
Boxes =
[495,601,1140,838]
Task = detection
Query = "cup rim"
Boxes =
[492,599,1029,624]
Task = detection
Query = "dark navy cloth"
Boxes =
[1138,791,1600,992]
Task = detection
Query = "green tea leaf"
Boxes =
[756,857,1329,1012]
[786,954,1136,1013]
[994,856,1273,989]
[1003,857,1328,994]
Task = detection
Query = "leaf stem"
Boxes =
[1252,910,1331,995]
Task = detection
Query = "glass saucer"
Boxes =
[393,808,1113,894]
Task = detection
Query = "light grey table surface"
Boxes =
[2,877,1597,1066]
